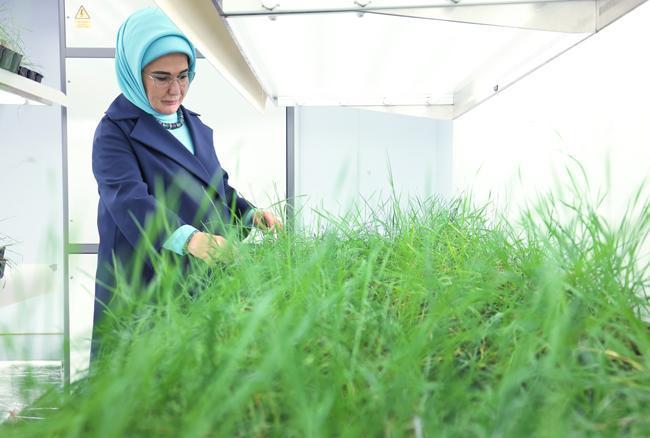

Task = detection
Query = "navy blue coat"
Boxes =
[91,94,254,346]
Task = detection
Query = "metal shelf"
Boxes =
[0,68,68,106]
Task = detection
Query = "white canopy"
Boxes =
[154,0,646,119]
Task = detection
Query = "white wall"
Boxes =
[453,2,650,227]
[0,0,64,361]
[295,106,452,231]
[453,3,650,322]
[64,0,155,48]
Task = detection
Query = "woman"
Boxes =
[92,8,280,353]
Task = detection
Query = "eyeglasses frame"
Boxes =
[144,70,195,89]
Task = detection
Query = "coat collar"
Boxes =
[105,94,214,186]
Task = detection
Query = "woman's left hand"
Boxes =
[253,210,283,232]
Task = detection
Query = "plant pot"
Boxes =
[27,69,36,80]
[33,71,43,83]
[8,51,22,73]
[0,45,15,71]
[18,66,29,77]
[0,246,6,280]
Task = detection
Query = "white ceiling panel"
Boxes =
[226,12,588,113]
[156,0,647,119]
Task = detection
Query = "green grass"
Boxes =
[3,185,650,437]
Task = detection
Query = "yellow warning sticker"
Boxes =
[74,5,91,28]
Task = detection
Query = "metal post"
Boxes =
[285,107,295,229]
[58,0,70,389]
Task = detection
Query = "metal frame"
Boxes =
[66,48,115,58]
[0,69,68,106]
[222,0,557,11]
[59,12,125,390]
[597,0,647,30]
[221,0,597,33]
[58,0,70,388]
[65,48,206,59]
[285,107,295,228]
[67,244,100,254]
[453,0,647,118]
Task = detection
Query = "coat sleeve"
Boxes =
[92,118,186,252]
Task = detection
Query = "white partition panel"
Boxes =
[0,0,64,362]
[68,254,97,381]
[65,0,156,48]
[66,58,117,244]
[295,106,452,230]
[295,107,360,223]
[453,1,650,224]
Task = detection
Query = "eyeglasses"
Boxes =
[144,71,195,88]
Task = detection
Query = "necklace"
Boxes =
[156,109,184,130]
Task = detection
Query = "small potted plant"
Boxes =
[0,37,22,72]
[0,245,7,280]
[0,8,6,68]
[18,58,44,83]
[1,12,43,82]
[0,239,12,281]
[17,64,28,77]
[0,13,24,73]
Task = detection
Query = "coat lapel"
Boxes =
[129,116,212,186]
[105,95,224,194]
[183,107,227,199]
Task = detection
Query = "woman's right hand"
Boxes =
[186,232,232,262]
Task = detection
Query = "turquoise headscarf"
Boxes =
[115,7,196,116]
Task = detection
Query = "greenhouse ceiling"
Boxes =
[155,0,647,119]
